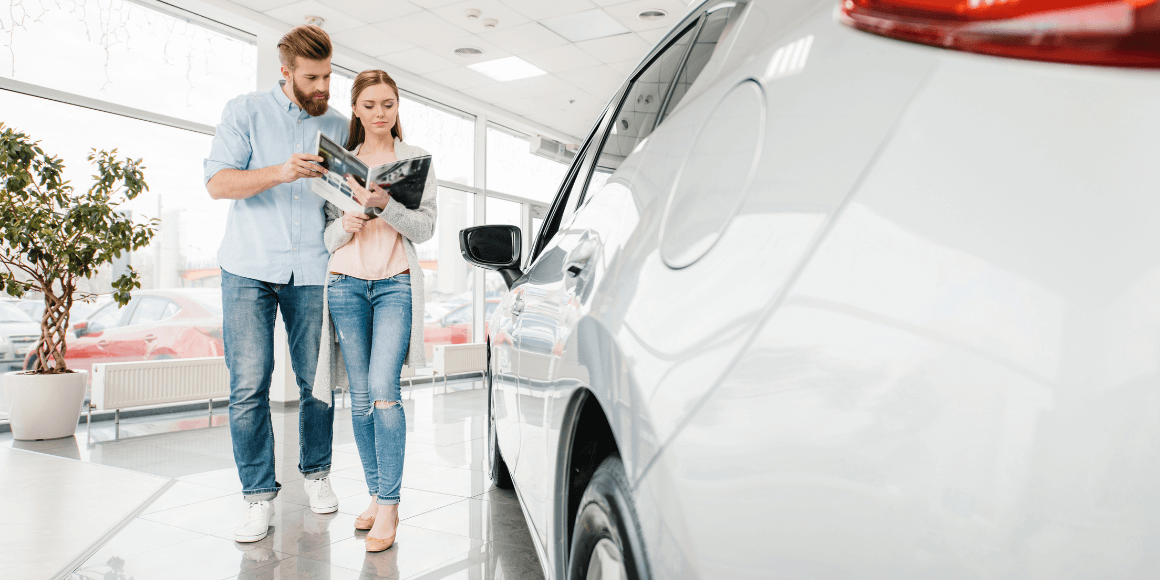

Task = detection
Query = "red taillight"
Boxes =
[839,0,1160,67]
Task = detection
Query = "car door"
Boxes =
[65,300,133,373]
[509,3,746,550]
[116,297,180,361]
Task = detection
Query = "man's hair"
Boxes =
[277,25,332,70]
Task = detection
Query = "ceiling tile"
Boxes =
[230,0,288,12]
[497,0,597,20]
[494,96,562,117]
[539,8,631,43]
[423,34,513,64]
[574,33,651,64]
[319,0,423,22]
[265,0,365,33]
[379,11,473,46]
[591,0,636,5]
[408,0,461,7]
[606,59,639,76]
[431,0,531,34]
[460,82,527,103]
[520,44,602,73]
[379,47,460,75]
[603,0,691,32]
[555,64,625,98]
[636,27,668,44]
[332,26,417,58]
[540,88,607,111]
[421,66,495,90]
[505,74,579,97]
[480,22,569,54]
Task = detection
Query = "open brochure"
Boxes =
[310,131,430,214]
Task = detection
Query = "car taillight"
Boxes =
[838,0,1160,67]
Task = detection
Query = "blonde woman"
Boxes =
[312,69,436,552]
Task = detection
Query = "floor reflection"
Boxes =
[0,378,546,580]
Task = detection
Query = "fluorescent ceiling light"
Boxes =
[540,8,631,43]
[468,57,547,82]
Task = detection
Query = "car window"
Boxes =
[657,3,742,126]
[87,301,128,330]
[578,4,742,208]
[128,297,174,326]
[528,116,608,264]
[161,301,180,320]
[444,306,471,326]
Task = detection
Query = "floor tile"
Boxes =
[472,488,520,506]
[402,498,525,542]
[143,481,235,514]
[70,533,288,580]
[84,517,204,561]
[403,467,495,498]
[297,525,484,580]
[210,508,362,556]
[333,488,465,520]
[278,475,370,509]
[226,555,392,580]
[141,493,308,535]
[405,441,487,472]
[406,531,545,580]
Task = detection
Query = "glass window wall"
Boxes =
[486,125,568,203]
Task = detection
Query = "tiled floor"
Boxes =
[2,379,544,580]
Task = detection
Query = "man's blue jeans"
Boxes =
[222,269,333,502]
[327,273,410,505]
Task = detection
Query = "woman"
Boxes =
[312,69,436,552]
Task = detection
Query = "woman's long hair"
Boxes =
[345,69,404,151]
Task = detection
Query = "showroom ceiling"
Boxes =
[230,0,698,141]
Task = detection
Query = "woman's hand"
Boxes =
[346,175,392,209]
[342,211,371,234]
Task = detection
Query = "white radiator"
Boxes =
[91,357,230,411]
[433,343,486,376]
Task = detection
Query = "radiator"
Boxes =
[433,343,486,376]
[91,357,230,411]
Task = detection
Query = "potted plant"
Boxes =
[0,123,155,440]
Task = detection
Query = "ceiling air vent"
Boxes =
[454,47,484,57]
[638,9,667,20]
[530,136,577,164]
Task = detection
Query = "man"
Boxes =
[204,25,349,543]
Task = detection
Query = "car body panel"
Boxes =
[489,0,1160,578]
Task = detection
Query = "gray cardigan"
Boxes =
[311,139,437,407]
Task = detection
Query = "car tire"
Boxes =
[487,343,514,490]
[567,455,650,580]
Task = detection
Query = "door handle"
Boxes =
[511,297,524,317]
[563,236,599,278]
[144,334,156,342]
[97,340,108,349]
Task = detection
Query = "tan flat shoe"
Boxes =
[365,515,400,552]
[354,515,375,531]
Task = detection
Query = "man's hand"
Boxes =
[342,211,371,234]
[275,153,327,184]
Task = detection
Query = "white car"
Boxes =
[462,0,1160,579]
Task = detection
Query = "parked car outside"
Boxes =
[0,301,39,372]
[25,289,223,377]
[423,299,498,359]
[460,1,1160,579]
[13,299,98,331]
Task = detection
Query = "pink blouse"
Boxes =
[329,145,410,280]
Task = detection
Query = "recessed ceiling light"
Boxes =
[540,8,631,43]
[454,47,484,57]
[638,10,667,21]
[468,57,547,82]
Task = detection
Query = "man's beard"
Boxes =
[292,80,329,117]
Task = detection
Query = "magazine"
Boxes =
[310,131,430,214]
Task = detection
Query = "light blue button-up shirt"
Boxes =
[204,81,349,286]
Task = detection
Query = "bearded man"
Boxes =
[203,24,348,543]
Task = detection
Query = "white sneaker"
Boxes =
[234,500,274,543]
[303,476,339,514]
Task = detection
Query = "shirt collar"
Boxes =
[272,80,303,116]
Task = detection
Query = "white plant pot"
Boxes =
[3,370,87,440]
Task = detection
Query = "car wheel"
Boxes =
[568,456,650,580]
[487,343,514,489]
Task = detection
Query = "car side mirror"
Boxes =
[73,321,90,337]
[460,225,523,288]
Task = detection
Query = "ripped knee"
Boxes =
[374,400,399,409]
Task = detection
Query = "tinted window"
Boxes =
[658,5,740,125]
[128,297,171,326]
[88,302,128,330]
